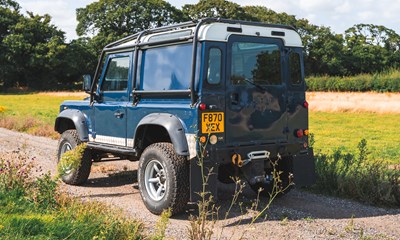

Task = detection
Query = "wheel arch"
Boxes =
[54,109,89,142]
[134,113,189,156]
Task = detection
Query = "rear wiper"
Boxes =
[244,78,267,92]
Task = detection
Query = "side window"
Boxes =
[102,56,130,91]
[289,52,302,85]
[207,48,222,84]
[141,44,192,90]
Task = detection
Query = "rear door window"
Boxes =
[231,42,281,86]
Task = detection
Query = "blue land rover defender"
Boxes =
[55,18,315,215]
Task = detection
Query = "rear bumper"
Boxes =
[209,142,304,164]
[189,143,315,201]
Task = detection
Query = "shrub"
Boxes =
[306,69,400,92]
[0,151,35,195]
[314,139,399,206]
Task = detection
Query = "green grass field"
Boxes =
[310,111,400,164]
[0,93,399,163]
[0,93,84,125]
[0,93,85,138]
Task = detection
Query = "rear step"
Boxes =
[87,142,139,157]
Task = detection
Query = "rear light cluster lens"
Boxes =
[199,103,207,110]
[303,101,309,108]
[296,129,309,138]
[199,136,207,143]
[296,129,304,138]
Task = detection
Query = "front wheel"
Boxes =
[57,129,92,185]
[138,142,189,215]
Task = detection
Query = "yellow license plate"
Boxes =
[201,112,224,133]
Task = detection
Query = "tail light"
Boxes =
[296,129,304,138]
[199,103,207,111]
[303,101,309,108]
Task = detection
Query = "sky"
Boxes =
[17,0,400,41]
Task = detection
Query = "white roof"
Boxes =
[107,21,303,51]
[197,23,302,47]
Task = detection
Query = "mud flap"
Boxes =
[292,148,316,187]
[189,157,218,202]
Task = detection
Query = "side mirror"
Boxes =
[82,74,92,93]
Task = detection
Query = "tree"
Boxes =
[0,0,21,89]
[182,0,250,20]
[344,24,400,74]
[76,0,186,51]
[305,26,346,76]
[56,38,97,89]
[2,11,67,89]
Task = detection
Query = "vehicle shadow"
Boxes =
[78,167,399,222]
[215,182,400,223]
[84,170,138,188]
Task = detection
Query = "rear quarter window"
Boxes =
[289,52,302,85]
[140,44,192,90]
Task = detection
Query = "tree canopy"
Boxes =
[1,0,399,91]
[76,0,186,51]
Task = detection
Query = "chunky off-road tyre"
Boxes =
[138,142,189,215]
[57,129,92,185]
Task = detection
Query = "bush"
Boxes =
[306,69,400,92]
[0,151,34,196]
[314,139,400,206]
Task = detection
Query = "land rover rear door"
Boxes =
[225,35,288,145]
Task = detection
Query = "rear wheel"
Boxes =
[138,142,189,215]
[57,129,92,185]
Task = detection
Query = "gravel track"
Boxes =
[1,127,399,239]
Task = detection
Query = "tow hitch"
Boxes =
[232,150,272,185]
[231,150,270,167]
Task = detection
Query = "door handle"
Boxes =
[114,111,124,118]
[230,93,239,105]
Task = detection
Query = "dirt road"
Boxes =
[1,127,399,239]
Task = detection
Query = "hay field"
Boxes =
[307,92,400,114]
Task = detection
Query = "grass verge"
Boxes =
[312,136,400,206]
[0,151,144,240]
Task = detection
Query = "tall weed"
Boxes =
[0,151,35,195]
[314,138,400,206]
[188,135,293,240]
